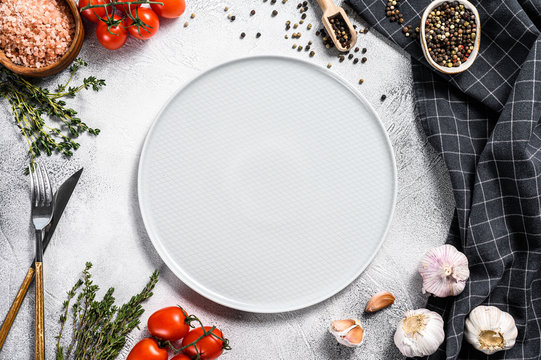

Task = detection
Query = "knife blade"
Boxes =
[0,168,83,350]
[38,167,83,265]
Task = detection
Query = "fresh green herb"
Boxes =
[0,59,105,172]
[55,262,159,360]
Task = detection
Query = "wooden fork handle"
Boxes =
[35,262,45,360]
[0,267,35,350]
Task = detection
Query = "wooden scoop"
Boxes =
[316,0,357,52]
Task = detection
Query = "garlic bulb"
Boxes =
[329,319,364,347]
[464,305,518,355]
[394,309,445,357]
[418,244,470,297]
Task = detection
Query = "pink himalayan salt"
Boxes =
[0,0,75,68]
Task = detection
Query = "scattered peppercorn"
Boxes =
[292,43,297,49]
[359,78,364,84]
[224,6,229,11]
[354,47,359,52]
[231,15,236,21]
[307,23,312,30]
[184,21,189,27]
[256,32,262,38]
[240,32,246,39]
[339,55,345,62]
[298,45,303,51]
[327,63,332,68]
[385,0,404,23]
[361,57,367,63]
[293,23,298,29]
[348,54,353,60]
[309,50,315,57]
[424,1,477,68]
[353,58,359,64]
[190,13,195,18]
[272,9,278,16]
[381,95,387,101]
[250,9,255,16]
[271,0,276,4]
[301,13,307,19]
[362,48,367,53]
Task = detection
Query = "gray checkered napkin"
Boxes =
[346,0,541,359]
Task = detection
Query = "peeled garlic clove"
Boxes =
[329,319,364,347]
[464,305,518,355]
[418,244,470,297]
[394,308,445,357]
[365,291,395,313]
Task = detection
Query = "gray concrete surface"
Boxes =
[0,1,455,359]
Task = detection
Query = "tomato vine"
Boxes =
[80,0,163,35]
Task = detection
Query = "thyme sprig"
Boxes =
[0,59,104,172]
[56,262,159,360]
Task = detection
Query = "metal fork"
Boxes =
[30,163,54,360]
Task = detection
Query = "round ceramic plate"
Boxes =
[138,56,396,313]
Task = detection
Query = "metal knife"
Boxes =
[0,168,83,350]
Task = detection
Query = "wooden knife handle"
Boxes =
[0,267,35,350]
[35,262,45,360]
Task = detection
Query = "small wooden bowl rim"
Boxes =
[420,0,481,75]
[0,0,84,77]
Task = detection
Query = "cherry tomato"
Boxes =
[150,0,186,18]
[171,355,191,360]
[182,327,225,360]
[96,16,128,50]
[148,306,190,341]
[79,0,107,23]
[127,7,160,40]
[127,338,168,360]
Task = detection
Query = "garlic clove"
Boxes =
[365,291,395,313]
[331,319,356,332]
[464,305,518,355]
[394,308,445,357]
[418,244,470,297]
[343,326,364,345]
[329,319,364,347]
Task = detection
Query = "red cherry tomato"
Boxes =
[127,7,160,40]
[79,0,107,23]
[150,0,186,18]
[182,327,225,360]
[171,355,191,360]
[148,306,190,341]
[96,16,128,50]
[127,338,168,360]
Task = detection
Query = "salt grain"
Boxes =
[0,0,75,68]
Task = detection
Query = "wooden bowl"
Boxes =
[0,0,84,78]
[420,0,481,74]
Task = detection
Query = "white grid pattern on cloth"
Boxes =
[346,0,541,359]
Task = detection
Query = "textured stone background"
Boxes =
[0,0,455,359]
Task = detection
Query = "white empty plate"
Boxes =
[138,56,396,313]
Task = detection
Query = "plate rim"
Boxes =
[137,55,398,313]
